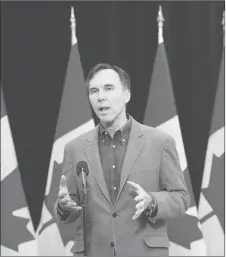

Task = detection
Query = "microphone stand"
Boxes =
[81,173,88,256]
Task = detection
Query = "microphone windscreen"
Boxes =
[76,161,89,176]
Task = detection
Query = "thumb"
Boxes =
[60,175,67,189]
[59,175,69,195]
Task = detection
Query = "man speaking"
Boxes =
[54,63,190,256]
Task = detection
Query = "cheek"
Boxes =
[111,93,124,103]
[111,100,123,111]
[114,97,126,109]
[89,97,96,107]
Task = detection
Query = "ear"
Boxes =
[125,90,131,104]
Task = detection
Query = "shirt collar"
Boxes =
[99,114,132,142]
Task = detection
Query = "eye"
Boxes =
[105,85,114,91]
[90,88,98,94]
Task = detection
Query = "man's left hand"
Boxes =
[127,181,153,220]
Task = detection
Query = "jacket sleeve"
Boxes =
[151,136,190,220]
[54,143,82,224]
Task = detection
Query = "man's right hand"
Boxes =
[58,175,81,212]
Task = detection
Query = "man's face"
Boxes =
[88,69,130,124]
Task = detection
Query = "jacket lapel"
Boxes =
[84,125,112,206]
[115,118,144,206]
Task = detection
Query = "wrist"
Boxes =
[145,193,158,219]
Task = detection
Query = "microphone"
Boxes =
[76,161,89,256]
[76,161,89,189]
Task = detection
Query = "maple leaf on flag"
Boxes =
[1,167,35,251]
[167,214,203,249]
[202,154,224,231]
[167,168,203,249]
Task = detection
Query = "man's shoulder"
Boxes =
[140,123,173,143]
[64,126,97,150]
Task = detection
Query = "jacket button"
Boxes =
[112,212,117,218]
[110,242,114,247]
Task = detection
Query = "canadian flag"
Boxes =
[143,6,207,256]
[198,44,224,256]
[36,7,95,256]
[1,87,38,256]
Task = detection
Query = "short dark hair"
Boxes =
[86,63,131,91]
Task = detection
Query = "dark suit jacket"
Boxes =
[54,117,190,256]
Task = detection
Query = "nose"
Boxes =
[97,89,106,101]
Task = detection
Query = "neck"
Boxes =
[101,111,127,136]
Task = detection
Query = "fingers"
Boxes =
[65,201,81,210]
[59,197,81,211]
[60,197,71,204]
[132,208,144,220]
[127,181,142,193]
[58,175,81,212]
[135,201,144,210]
[127,181,148,220]
[134,195,143,202]
[70,204,82,211]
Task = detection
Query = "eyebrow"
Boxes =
[89,84,115,90]
[89,86,98,90]
[104,84,115,88]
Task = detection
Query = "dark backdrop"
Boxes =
[2,1,224,229]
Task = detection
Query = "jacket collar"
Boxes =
[83,115,144,208]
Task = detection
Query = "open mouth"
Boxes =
[98,107,110,112]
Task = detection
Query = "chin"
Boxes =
[99,115,114,124]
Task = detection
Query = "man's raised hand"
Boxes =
[58,175,81,212]
[127,181,153,220]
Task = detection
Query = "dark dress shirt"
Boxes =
[98,115,132,204]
